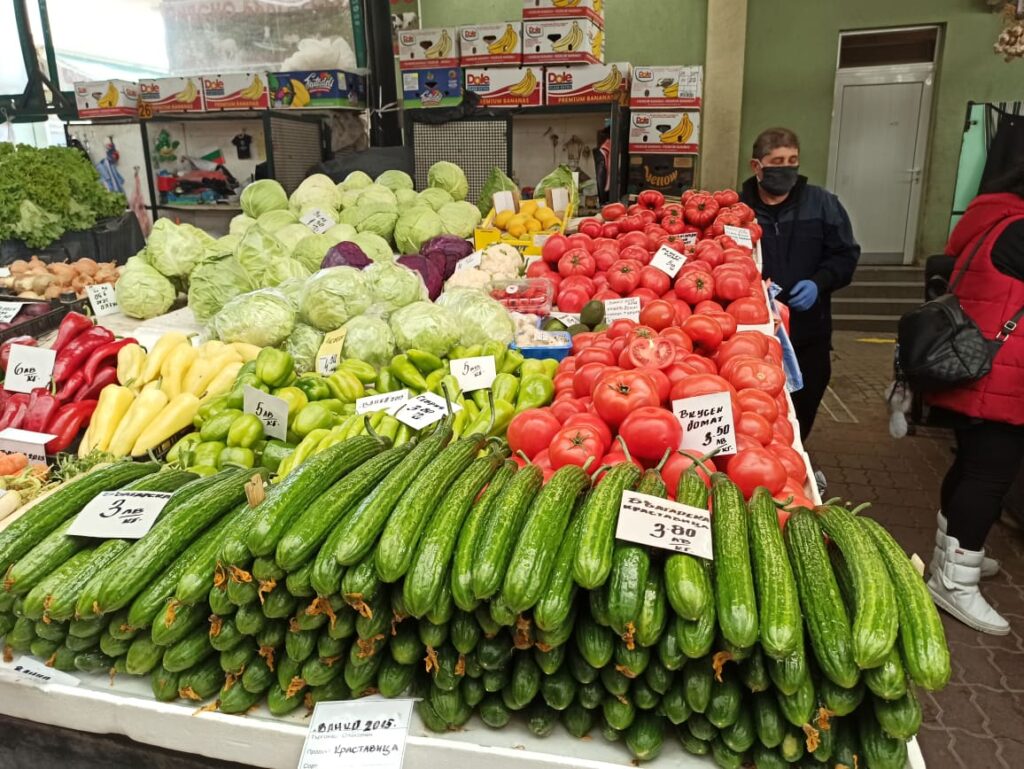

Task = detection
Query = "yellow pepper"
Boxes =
[161,343,199,400]
[197,340,228,358]
[107,388,169,458]
[140,332,189,384]
[183,350,241,396]
[230,342,261,362]
[89,385,136,454]
[200,359,244,402]
[131,393,201,457]
[116,343,146,389]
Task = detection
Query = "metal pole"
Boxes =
[365,0,401,146]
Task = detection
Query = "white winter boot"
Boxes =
[936,511,999,577]
[927,530,1010,635]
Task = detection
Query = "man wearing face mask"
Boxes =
[740,127,860,441]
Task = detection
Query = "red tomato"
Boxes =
[662,450,717,492]
[713,189,740,207]
[728,359,786,397]
[728,201,754,223]
[683,353,717,375]
[592,370,660,428]
[542,233,570,264]
[638,299,676,331]
[626,336,676,370]
[737,388,779,423]
[660,326,692,351]
[506,410,562,459]
[618,214,645,233]
[619,231,649,250]
[737,411,773,446]
[619,406,683,462]
[608,260,642,294]
[607,319,637,338]
[564,413,612,454]
[682,314,724,353]
[566,232,594,253]
[635,366,671,402]
[671,300,693,325]
[533,449,552,468]
[593,288,621,301]
[638,189,666,210]
[572,362,608,398]
[575,347,616,368]
[596,451,644,480]
[684,193,721,228]
[549,425,604,469]
[694,299,724,314]
[707,311,738,339]
[713,268,751,302]
[558,249,597,277]
[578,217,603,239]
[638,266,671,295]
[771,443,807,483]
[773,416,795,445]
[694,240,726,267]
[727,297,769,325]
[601,202,627,221]
[662,362,697,387]
[556,355,576,375]
[619,244,651,265]
[571,332,597,353]
[526,260,553,279]
[675,270,715,305]
[726,447,788,497]
[628,287,660,308]
[594,248,618,271]
[765,336,783,366]
[558,288,589,313]
[550,397,587,423]
[717,332,769,363]
[723,251,760,281]
[669,373,737,403]
[553,371,575,394]
[600,223,620,239]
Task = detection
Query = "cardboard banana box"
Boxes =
[544,62,629,105]
[398,27,460,71]
[523,0,605,28]
[201,73,269,111]
[630,65,703,109]
[523,18,604,65]
[464,66,542,106]
[267,70,367,109]
[459,23,523,66]
[628,110,701,154]
[74,80,139,119]
[139,77,204,115]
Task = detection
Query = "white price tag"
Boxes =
[86,283,119,317]
[673,391,737,455]
[0,427,56,466]
[0,302,24,323]
[393,392,462,430]
[1,656,80,688]
[297,698,414,769]
[316,328,348,376]
[454,251,482,272]
[3,345,56,394]
[450,355,496,392]
[723,225,753,247]
[67,490,173,539]
[300,207,336,234]
[243,385,289,441]
[603,296,641,323]
[356,390,409,415]
[616,490,713,560]
[550,312,580,327]
[650,244,687,278]
[680,232,699,246]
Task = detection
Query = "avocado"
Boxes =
[592,322,609,332]
[542,317,567,332]
[567,323,591,337]
[580,300,605,327]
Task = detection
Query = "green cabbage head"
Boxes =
[214,288,296,347]
[438,201,482,239]
[235,225,287,285]
[188,256,255,322]
[375,170,414,192]
[339,170,373,191]
[300,267,372,331]
[285,323,325,374]
[256,209,298,233]
[394,208,444,254]
[146,219,206,277]
[389,301,460,358]
[427,161,468,201]
[341,315,396,368]
[115,261,177,319]
[241,179,289,218]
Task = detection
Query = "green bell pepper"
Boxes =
[192,441,226,469]
[194,394,230,429]
[500,349,525,374]
[389,354,428,391]
[225,372,261,409]
[227,413,265,448]
[199,409,243,443]
[168,432,202,467]
[481,340,508,373]
[540,359,558,378]
[425,369,446,395]
[438,374,462,402]
[339,359,378,385]
[472,389,489,410]
[464,398,515,437]
[315,398,347,414]
[293,403,335,437]
[256,347,295,388]
[325,369,364,403]
[449,345,471,360]
[515,373,555,412]
[218,446,256,470]
[272,387,309,420]
[520,359,547,377]
[492,373,519,404]
[406,349,444,375]
[294,374,331,402]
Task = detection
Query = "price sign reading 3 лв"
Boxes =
[68,491,173,539]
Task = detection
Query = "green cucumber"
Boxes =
[748,487,802,660]
[573,462,643,589]
[709,473,758,650]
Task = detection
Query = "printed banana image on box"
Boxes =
[267,70,367,109]
[544,62,629,105]
[522,0,605,27]
[522,18,604,65]
[398,27,460,70]
[628,110,700,154]
[465,67,543,106]
[459,23,523,66]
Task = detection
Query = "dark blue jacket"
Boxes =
[740,176,860,347]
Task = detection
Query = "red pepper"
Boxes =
[44,400,98,454]
[73,365,118,402]
[54,369,87,403]
[52,326,114,383]
[0,394,30,430]
[83,337,137,383]
[23,388,60,433]
[53,312,94,353]
[0,336,37,373]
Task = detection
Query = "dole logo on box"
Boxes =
[634,68,655,83]
[547,71,573,86]
[633,114,652,127]
[204,78,225,96]
[400,32,417,46]
[525,23,544,37]
[466,72,491,87]
[140,82,161,96]
[463,28,480,42]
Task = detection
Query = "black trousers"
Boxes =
[941,419,1024,550]
[791,336,832,442]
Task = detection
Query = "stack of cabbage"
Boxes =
[114,162,483,323]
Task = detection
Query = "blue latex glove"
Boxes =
[788,280,819,311]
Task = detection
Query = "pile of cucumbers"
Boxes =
[0,421,950,769]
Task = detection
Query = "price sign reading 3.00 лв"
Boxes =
[616,490,713,560]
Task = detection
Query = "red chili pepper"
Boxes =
[54,369,88,403]
[53,312,94,353]
[23,388,60,433]
[52,326,114,383]
[0,394,30,430]
[73,365,118,402]
[44,400,98,454]
[0,336,37,373]
[83,337,137,384]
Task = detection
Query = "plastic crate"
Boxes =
[0,296,90,345]
[489,278,553,316]
[474,200,574,256]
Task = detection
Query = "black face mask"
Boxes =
[759,165,799,196]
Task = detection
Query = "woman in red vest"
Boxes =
[927,164,1024,636]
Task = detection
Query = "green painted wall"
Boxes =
[740,1,1021,259]
[419,0,707,65]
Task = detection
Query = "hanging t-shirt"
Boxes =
[232,133,253,160]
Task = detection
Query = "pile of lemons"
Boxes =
[492,200,562,238]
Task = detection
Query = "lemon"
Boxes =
[507,222,528,237]
[525,218,542,233]
[519,200,539,217]
[494,210,514,229]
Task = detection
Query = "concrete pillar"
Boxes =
[701,0,748,190]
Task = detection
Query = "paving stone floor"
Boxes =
[808,332,1024,769]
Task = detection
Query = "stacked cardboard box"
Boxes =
[398,27,464,108]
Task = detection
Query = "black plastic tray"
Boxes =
[0,297,92,345]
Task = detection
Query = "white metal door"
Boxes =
[827,64,934,264]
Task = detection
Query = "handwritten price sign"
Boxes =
[450,355,496,392]
[244,385,288,440]
[3,345,56,394]
[673,390,737,455]
[616,490,713,560]
[68,490,173,539]
[297,698,414,769]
